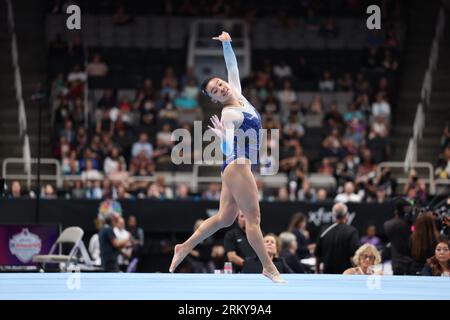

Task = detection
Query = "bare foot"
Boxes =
[263,268,287,284]
[169,244,189,273]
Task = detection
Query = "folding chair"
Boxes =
[32,226,94,271]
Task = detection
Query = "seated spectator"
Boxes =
[297,180,316,202]
[62,150,80,175]
[288,213,312,259]
[278,80,297,111]
[338,72,353,91]
[335,181,363,203]
[411,212,440,275]
[356,149,377,184]
[320,134,345,162]
[161,66,178,99]
[146,183,165,199]
[309,94,324,114]
[435,144,450,179]
[371,116,389,138]
[261,91,281,117]
[79,148,100,171]
[323,102,344,130]
[372,92,391,121]
[7,181,26,199]
[202,183,221,200]
[362,46,380,70]
[127,215,145,263]
[242,233,293,274]
[273,60,293,80]
[343,102,364,124]
[316,188,328,201]
[108,160,130,188]
[279,232,306,273]
[154,176,174,199]
[277,186,289,201]
[175,183,190,199]
[87,53,108,77]
[381,48,398,72]
[158,94,179,127]
[41,184,57,199]
[318,71,335,92]
[360,225,382,248]
[104,147,126,176]
[318,158,335,176]
[129,150,154,176]
[97,88,117,110]
[375,186,388,203]
[421,237,450,276]
[81,159,104,181]
[283,114,305,139]
[67,64,87,83]
[131,133,153,160]
[116,185,133,200]
[343,244,382,275]
[344,118,366,147]
[71,180,86,199]
[59,120,75,145]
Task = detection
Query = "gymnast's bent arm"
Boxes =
[209,110,240,157]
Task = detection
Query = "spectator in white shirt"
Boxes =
[319,71,335,92]
[81,159,104,181]
[335,181,363,203]
[67,64,87,83]
[103,147,126,175]
[131,132,153,159]
[113,217,132,271]
[273,60,293,79]
[372,92,391,120]
[87,53,108,77]
[89,218,104,266]
[278,80,297,110]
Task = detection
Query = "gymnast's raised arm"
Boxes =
[212,31,242,96]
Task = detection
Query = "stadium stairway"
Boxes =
[417,10,450,164]
[391,0,444,163]
[0,0,52,185]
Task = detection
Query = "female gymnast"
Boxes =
[169,31,286,283]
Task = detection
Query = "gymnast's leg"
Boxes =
[169,182,238,272]
[222,159,286,283]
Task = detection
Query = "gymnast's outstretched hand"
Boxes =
[212,31,232,42]
[208,114,226,140]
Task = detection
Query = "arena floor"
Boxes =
[1,273,449,300]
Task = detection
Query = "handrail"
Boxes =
[5,0,32,180]
[405,5,446,171]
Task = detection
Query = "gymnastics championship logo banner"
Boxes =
[0,225,59,265]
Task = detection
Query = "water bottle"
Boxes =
[224,262,233,274]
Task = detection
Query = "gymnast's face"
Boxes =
[206,77,232,103]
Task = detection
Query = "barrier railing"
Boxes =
[2,158,62,189]
[378,161,435,194]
